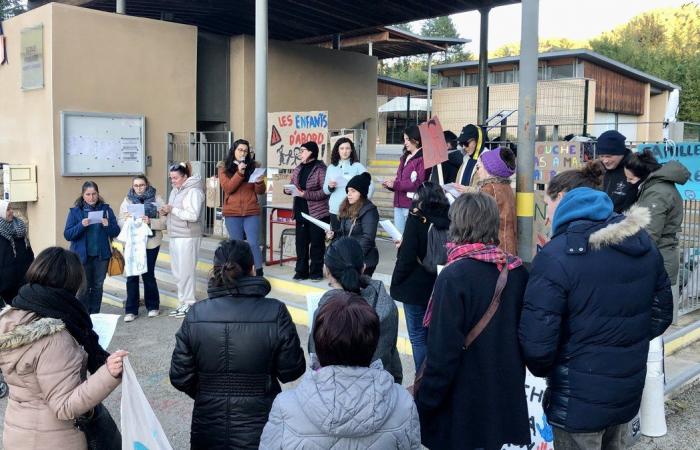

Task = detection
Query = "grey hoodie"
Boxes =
[167,175,205,238]
[259,359,421,449]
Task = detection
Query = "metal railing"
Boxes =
[680,201,700,315]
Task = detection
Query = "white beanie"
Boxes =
[0,200,9,219]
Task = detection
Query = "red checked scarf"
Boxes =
[422,242,522,327]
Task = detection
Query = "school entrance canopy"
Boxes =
[34,0,542,262]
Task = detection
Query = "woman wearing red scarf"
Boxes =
[415,192,531,450]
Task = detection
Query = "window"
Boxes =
[465,73,479,86]
[538,66,546,80]
[488,69,516,84]
[441,74,462,88]
[549,64,575,79]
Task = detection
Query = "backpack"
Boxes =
[419,223,448,274]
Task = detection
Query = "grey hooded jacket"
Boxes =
[259,360,421,449]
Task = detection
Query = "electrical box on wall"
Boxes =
[2,165,38,202]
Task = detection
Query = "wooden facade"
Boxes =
[583,62,645,115]
[377,79,427,97]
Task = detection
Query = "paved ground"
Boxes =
[0,304,416,449]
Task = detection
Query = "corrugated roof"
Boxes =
[378,76,428,92]
[431,49,680,91]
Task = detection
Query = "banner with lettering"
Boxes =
[268,111,329,170]
[503,372,553,450]
[534,141,584,184]
[636,141,700,200]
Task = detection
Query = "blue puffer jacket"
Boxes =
[519,188,673,433]
[63,203,120,264]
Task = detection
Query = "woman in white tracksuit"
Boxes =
[159,162,205,318]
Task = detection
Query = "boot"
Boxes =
[256,267,264,277]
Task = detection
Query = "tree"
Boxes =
[421,16,471,64]
[589,4,700,122]
[490,38,588,58]
[1,0,25,21]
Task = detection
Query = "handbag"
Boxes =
[410,266,510,397]
[75,402,122,450]
[107,239,125,276]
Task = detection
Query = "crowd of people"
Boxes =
[0,125,690,449]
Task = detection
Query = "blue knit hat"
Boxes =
[551,187,613,235]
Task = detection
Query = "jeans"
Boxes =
[125,246,160,315]
[79,256,109,314]
[295,216,327,277]
[553,423,627,450]
[403,303,428,370]
[394,207,409,234]
[224,215,263,269]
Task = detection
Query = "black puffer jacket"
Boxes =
[390,205,450,306]
[0,234,34,304]
[169,277,306,450]
[334,201,380,271]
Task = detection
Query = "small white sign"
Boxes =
[90,313,120,350]
[284,184,301,197]
[87,211,104,224]
[301,212,331,232]
[249,168,266,183]
[379,220,403,242]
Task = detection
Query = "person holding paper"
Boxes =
[218,139,267,276]
[0,247,128,450]
[323,137,373,230]
[390,181,449,371]
[325,173,379,276]
[160,162,205,318]
[118,175,166,322]
[170,239,305,450]
[0,201,34,306]
[285,141,329,281]
[63,181,120,314]
[382,125,427,233]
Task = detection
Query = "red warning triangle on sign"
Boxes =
[270,125,282,146]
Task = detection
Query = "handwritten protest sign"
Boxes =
[418,116,449,169]
[503,372,553,450]
[534,141,584,184]
[636,141,700,200]
[268,111,329,170]
[533,191,550,256]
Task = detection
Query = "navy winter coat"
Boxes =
[519,205,673,433]
[63,203,120,264]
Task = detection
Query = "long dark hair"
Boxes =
[403,125,422,156]
[209,239,254,288]
[547,160,605,199]
[330,137,357,166]
[415,181,449,214]
[324,238,365,293]
[338,196,366,220]
[26,247,85,296]
[625,150,662,182]
[73,181,105,208]
[224,139,255,180]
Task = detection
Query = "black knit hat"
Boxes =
[346,172,372,198]
[301,141,320,160]
[596,130,627,156]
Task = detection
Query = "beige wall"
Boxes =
[649,91,669,142]
[0,4,198,252]
[0,6,55,251]
[636,83,651,143]
[230,36,378,160]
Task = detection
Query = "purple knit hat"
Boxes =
[480,147,515,178]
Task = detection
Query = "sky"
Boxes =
[449,0,696,54]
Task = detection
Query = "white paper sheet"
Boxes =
[442,183,462,199]
[91,313,120,350]
[335,176,348,188]
[306,293,324,327]
[249,168,266,183]
[301,212,331,232]
[88,211,104,224]
[284,184,301,197]
[127,203,145,218]
[437,264,445,275]
[446,192,456,205]
[379,219,403,241]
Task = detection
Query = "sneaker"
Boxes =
[123,314,136,323]
[174,305,190,318]
[168,305,186,317]
[147,310,160,318]
[293,273,309,280]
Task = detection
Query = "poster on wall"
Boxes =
[636,141,700,200]
[268,111,329,170]
[533,141,584,184]
[21,24,43,90]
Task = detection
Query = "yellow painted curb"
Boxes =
[370,160,400,167]
[666,326,700,356]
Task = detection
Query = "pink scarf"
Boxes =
[422,242,522,327]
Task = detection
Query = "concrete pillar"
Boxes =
[477,7,490,126]
[516,0,539,263]
[116,0,125,14]
[255,0,269,257]
[427,53,433,117]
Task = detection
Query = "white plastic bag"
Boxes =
[121,357,173,450]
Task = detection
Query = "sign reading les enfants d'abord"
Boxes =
[268,111,329,170]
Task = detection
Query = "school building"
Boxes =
[431,49,681,142]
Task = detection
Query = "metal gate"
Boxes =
[166,131,233,235]
[679,200,700,315]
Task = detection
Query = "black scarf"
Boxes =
[13,283,109,374]
[0,217,29,256]
[127,185,158,218]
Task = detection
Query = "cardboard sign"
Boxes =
[502,372,553,450]
[270,173,292,205]
[419,116,449,169]
[268,111,329,170]
[636,141,699,200]
[533,190,550,256]
[533,141,584,184]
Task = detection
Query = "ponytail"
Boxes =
[547,160,605,198]
[324,238,364,293]
[209,240,254,288]
[169,161,192,178]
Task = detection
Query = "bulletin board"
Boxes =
[61,111,146,176]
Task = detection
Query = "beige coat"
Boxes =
[0,308,121,450]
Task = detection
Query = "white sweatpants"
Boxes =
[169,237,201,306]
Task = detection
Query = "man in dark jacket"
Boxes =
[519,187,673,449]
[170,243,306,450]
[598,130,637,213]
